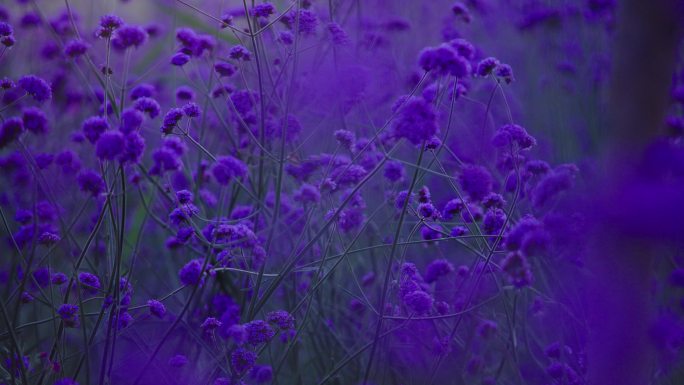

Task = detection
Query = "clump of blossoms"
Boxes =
[0,1,682,385]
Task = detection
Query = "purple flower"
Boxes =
[459,165,493,201]
[176,85,195,101]
[147,299,166,318]
[0,118,24,149]
[403,290,433,315]
[120,108,144,134]
[95,131,125,160]
[531,165,577,207]
[418,44,471,77]
[0,22,13,36]
[182,102,200,118]
[161,108,183,133]
[22,107,49,135]
[64,39,89,57]
[483,208,507,235]
[134,97,161,118]
[179,259,203,286]
[18,75,52,102]
[96,14,123,38]
[112,25,147,50]
[168,354,188,368]
[76,169,105,196]
[170,52,190,66]
[476,57,500,77]
[245,320,275,346]
[327,22,349,45]
[130,84,155,100]
[58,307,79,326]
[212,155,248,185]
[424,259,454,283]
[214,62,236,77]
[384,160,405,182]
[492,124,536,150]
[229,45,251,61]
[392,97,439,145]
[266,310,295,330]
[501,251,533,288]
[250,3,276,18]
[82,116,109,143]
[230,348,256,374]
[78,272,101,294]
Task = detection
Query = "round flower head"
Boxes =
[96,14,123,38]
[252,365,273,383]
[244,320,275,345]
[130,84,155,100]
[179,259,203,285]
[182,102,201,118]
[403,290,433,315]
[458,165,493,201]
[266,310,295,330]
[334,129,355,149]
[18,75,52,102]
[212,155,248,185]
[58,304,79,328]
[176,189,193,204]
[39,232,61,245]
[282,9,318,35]
[176,85,195,101]
[77,169,105,196]
[22,107,49,135]
[293,183,321,204]
[229,45,251,61]
[496,64,515,83]
[168,354,188,368]
[0,77,15,89]
[483,208,507,235]
[96,131,125,160]
[64,39,89,58]
[0,22,13,36]
[170,52,190,66]
[392,97,439,145]
[452,2,472,22]
[418,44,470,77]
[449,38,475,59]
[230,348,256,375]
[424,259,454,283]
[112,25,147,50]
[531,165,577,208]
[418,202,436,218]
[82,116,109,143]
[501,251,533,288]
[250,3,276,18]
[147,299,166,318]
[161,108,183,134]
[119,131,145,164]
[492,124,536,150]
[384,160,405,182]
[120,108,144,134]
[476,57,500,77]
[0,118,24,149]
[1,35,15,47]
[214,62,236,77]
[78,272,101,294]
[134,97,161,118]
[327,22,349,45]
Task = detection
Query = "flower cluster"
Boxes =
[0,1,681,385]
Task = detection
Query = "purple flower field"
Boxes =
[0,1,683,384]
